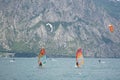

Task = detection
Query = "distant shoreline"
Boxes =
[0,52,119,58]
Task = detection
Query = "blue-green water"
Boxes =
[0,58,120,80]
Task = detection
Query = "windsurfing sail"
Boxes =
[109,24,114,32]
[38,48,47,66]
[76,48,84,68]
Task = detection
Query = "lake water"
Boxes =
[0,58,120,80]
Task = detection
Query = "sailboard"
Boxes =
[75,48,84,68]
[38,48,47,67]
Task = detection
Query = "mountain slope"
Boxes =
[0,0,120,57]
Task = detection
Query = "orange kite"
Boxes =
[109,24,114,32]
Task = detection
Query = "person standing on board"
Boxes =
[38,47,46,67]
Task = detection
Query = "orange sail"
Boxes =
[76,48,84,67]
[109,24,114,32]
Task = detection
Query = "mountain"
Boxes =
[0,0,120,58]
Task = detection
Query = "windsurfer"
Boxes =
[39,61,42,66]
[76,61,80,67]
[98,60,101,63]
[38,47,46,67]
[75,48,84,68]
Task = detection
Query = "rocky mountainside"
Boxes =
[0,0,120,57]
